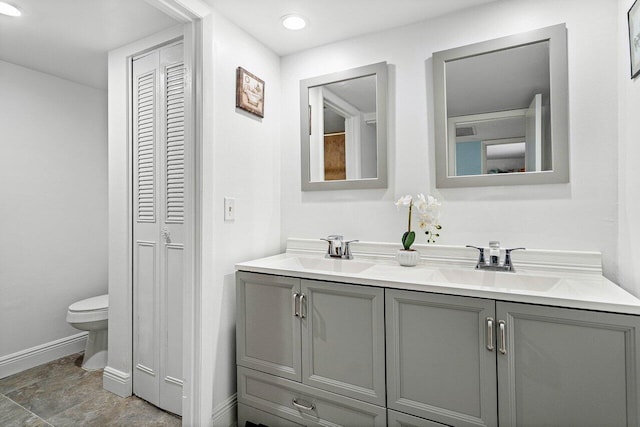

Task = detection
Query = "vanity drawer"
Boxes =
[387,409,451,427]
[239,403,304,427]
[238,366,387,427]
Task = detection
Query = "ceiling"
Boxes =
[446,41,550,117]
[206,0,499,56]
[0,0,179,89]
[0,0,500,90]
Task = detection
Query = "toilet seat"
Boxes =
[66,294,108,323]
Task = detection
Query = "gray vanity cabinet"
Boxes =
[239,270,640,427]
[386,288,640,427]
[386,289,498,427]
[496,301,640,427]
[237,272,386,426]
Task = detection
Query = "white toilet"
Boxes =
[66,294,108,370]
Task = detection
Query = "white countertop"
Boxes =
[236,252,640,315]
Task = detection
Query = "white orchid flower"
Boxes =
[418,212,439,228]
[395,192,443,245]
[394,195,413,209]
[414,193,427,213]
[415,194,441,228]
[426,194,440,209]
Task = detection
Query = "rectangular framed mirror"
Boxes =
[300,62,388,191]
[433,24,568,188]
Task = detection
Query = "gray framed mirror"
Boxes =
[300,62,388,191]
[433,24,568,188]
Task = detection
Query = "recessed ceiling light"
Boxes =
[0,1,21,17]
[281,14,306,31]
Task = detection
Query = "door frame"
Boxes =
[106,1,211,425]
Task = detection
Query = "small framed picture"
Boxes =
[236,67,265,117]
[629,0,640,78]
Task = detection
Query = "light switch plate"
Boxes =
[224,197,235,221]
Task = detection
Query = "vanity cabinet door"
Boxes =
[386,289,497,427]
[496,302,640,427]
[300,279,386,406]
[237,272,302,382]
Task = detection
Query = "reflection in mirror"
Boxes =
[434,24,568,187]
[450,94,545,175]
[308,75,377,182]
[300,62,387,191]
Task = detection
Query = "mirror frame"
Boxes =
[433,23,568,188]
[300,61,388,191]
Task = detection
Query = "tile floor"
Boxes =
[0,353,181,426]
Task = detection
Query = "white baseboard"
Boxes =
[212,393,237,427]
[0,332,88,379]
[103,365,132,397]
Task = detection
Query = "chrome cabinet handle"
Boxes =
[486,317,494,351]
[293,292,300,317]
[292,398,315,411]
[498,320,507,354]
[299,294,306,318]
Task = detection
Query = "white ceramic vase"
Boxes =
[396,249,419,267]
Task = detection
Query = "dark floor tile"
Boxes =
[0,353,85,395]
[6,367,104,419]
[2,353,180,427]
[104,396,181,427]
[0,395,50,427]
[48,393,181,427]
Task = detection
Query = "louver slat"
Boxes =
[165,63,185,223]
[137,72,156,223]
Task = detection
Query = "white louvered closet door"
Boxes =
[132,42,185,416]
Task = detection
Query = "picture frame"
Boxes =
[236,67,265,117]
[629,0,640,79]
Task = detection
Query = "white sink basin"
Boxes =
[273,256,374,274]
[257,255,563,293]
[432,268,561,292]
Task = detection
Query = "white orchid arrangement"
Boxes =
[395,194,442,250]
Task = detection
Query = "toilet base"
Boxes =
[82,329,108,371]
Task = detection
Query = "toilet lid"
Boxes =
[69,294,108,312]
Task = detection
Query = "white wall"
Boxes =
[618,0,640,296]
[207,10,282,413]
[0,60,108,358]
[281,0,622,286]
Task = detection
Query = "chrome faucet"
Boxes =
[466,241,525,272]
[321,235,359,260]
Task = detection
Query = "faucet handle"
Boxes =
[504,247,526,271]
[343,240,359,260]
[466,245,486,268]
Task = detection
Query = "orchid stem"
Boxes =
[407,201,412,234]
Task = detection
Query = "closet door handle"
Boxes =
[299,294,306,319]
[498,320,507,354]
[486,317,494,351]
[161,227,171,243]
[292,398,315,411]
[293,292,300,317]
